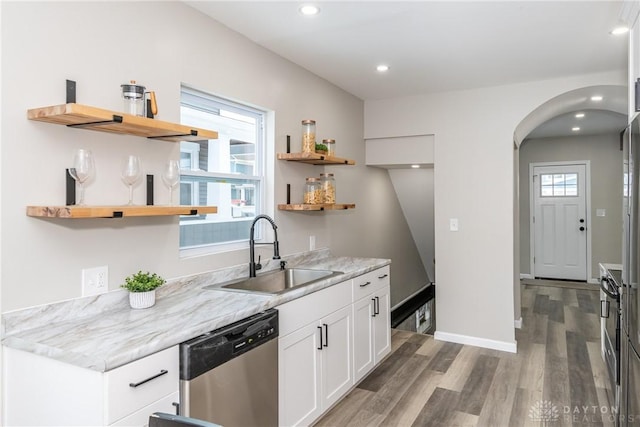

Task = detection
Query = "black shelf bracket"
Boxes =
[147,129,198,140]
[189,209,198,215]
[111,211,124,218]
[68,115,123,129]
[287,135,291,153]
[286,184,291,204]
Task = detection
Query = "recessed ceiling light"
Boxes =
[411,164,420,169]
[572,127,581,132]
[575,113,585,118]
[299,4,320,16]
[610,22,630,35]
[591,95,603,101]
[376,64,390,72]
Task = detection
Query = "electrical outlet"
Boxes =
[310,235,316,250]
[82,266,109,296]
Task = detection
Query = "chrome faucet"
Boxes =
[249,214,282,277]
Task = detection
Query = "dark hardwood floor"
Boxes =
[315,282,613,427]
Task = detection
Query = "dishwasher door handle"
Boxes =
[317,326,323,350]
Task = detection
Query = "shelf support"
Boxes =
[67,115,123,129]
[147,129,198,140]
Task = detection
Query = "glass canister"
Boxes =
[304,177,323,204]
[301,119,316,153]
[121,80,146,116]
[323,139,336,157]
[320,173,336,204]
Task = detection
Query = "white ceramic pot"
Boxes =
[129,290,156,309]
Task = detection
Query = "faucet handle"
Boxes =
[280,260,287,270]
[256,255,262,272]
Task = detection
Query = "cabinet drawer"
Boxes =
[109,391,179,427]
[105,346,179,424]
[278,280,352,336]
[352,266,390,301]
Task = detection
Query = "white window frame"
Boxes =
[179,85,273,257]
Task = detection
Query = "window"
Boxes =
[179,86,267,252]
[540,173,578,197]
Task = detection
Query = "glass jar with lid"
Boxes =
[319,173,336,204]
[304,177,323,204]
[301,120,316,153]
[323,139,336,157]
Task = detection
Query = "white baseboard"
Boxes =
[514,317,523,329]
[434,331,518,353]
[587,278,599,285]
[520,273,533,279]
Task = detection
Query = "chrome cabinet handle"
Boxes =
[129,369,168,388]
[317,326,323,350]
[360,281,372,288]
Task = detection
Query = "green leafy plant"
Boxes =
[315,143,328,152]
[121,271,166,293]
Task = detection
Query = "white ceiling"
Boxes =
[186,0,630,137]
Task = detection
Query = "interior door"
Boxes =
[533,163,588,281]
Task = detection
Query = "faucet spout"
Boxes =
[249,214,281,277]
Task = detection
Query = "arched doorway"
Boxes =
[513,84,627,325]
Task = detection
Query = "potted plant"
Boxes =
[121,271,166,309]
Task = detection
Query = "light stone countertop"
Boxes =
[1,249,390,372]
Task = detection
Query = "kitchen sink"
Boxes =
[204,268,343,294]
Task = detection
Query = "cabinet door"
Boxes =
[279,322,322,427]
[353,296,375,383]
[373,286,391,363]
[320,305,353,409]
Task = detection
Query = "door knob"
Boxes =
[580,226,585,231]
[579,219,585,223]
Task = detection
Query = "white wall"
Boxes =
[365,70,625,348]
[0,1,428,312]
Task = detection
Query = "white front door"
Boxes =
[532,163,588,281]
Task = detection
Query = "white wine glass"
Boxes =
[121,155,142,205]
[68,149,95,206]
[161,160,181,206]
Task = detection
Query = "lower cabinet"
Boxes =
[353,267,391,383]
[3,345,179,426]
[278,282,353,427]
[278,265,391,427]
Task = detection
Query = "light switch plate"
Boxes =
[449,218,459,232]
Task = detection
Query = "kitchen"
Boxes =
[0,1,637,426]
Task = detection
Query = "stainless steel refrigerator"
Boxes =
[621,116,640,426]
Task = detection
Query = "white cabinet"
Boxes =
[278,280,353,427]
[3,345,179,426]
[278,265,391,426]
[353,266,391,383]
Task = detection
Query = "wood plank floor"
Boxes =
[315,282,614,427]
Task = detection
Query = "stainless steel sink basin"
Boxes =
[204,268,343,294]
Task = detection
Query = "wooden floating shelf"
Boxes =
[27,103,218,142]
[277,152,355,165]
[26,205,218,219]
[278,203,356,211]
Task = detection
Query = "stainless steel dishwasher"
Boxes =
[179,309,278,427]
